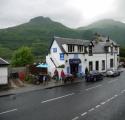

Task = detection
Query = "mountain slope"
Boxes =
[78,19,125,30]
[0,16,85,59]
[77,19,125,46]
[0,17,125,59]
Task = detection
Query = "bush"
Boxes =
[58,64,65,68]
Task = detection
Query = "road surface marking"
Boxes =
[0,109,18,115]
[95,105,101,108]
[121,90,125,94]
[72,116,79,120]
[108,79,118,83]
[101,102,106,105]
[41,93,74,103]
[114,94,118,98]
[109,96,115,100]
[86,84,102,91]
[88,108,95,112]
[81,112,87,116]
[106,98,111,102]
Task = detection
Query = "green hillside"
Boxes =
[0,16,92,58]
[0,16,86,59]
[77,19,125,46]
[0,17,125,60]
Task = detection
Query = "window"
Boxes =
[111,47,113,55]
[89,61,93,71]
[102,60,105,70]
[105,46,109,53]
[68,45,75,52]
[84,47,88,53]
[89,46,92,56]
[53,48,57,53]
[110,59,113,68]
[78,66,82,73]
[115,46,118,51]
[78,45,83,52]
[67,67,70,73]
[60,53,64,60]
[95,61,99,71]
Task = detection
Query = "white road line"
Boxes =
[121,90,125,94]
[95,105,101,108]
[88,108,95,112]
[41,93,74,103]
[106,99,111,102]
[72,116,79,120]
[114,94,118,98]
[101,102,106,105]
[81,112,87,116]
[0,109,18,115]
[86,84,102,91]
[108,79,118,83]
[109,96,115,100]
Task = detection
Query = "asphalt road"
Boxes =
[0,71,125,120]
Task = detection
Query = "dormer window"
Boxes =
[78,45,83,52]
[115,46,118,53]
[89,46,92,56]
[104,46,109,53]
[84,47,88,53]
[115,46,118,51]
[111,47,113,55]
[68,44,75,52]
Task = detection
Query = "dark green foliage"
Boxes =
[0,17,125,60]
[0,16,85,60]
[77,19,125,47]
[120,47,125,57]
[11,46,34,67]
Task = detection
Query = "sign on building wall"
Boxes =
[69,59,81,64]
[53,48,57,52]
[60,53,64,60]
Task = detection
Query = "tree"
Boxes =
[11,46,34,67]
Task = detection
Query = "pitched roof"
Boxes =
[53,36,119,54]
[54,36,90,52]
[92,36,119,53]
[0,58,9,65]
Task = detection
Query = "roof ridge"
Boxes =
[0,58,9,64]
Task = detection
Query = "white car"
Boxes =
[106,68,120,77]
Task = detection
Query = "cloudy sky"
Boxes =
[0,0,125,29]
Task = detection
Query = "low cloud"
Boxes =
[0,0,125,28]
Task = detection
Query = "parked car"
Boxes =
[106,68,120,77]
[85,70,103,82]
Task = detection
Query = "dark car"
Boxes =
[85,71,103,82]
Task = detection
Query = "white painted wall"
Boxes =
[0,67,8,85]
[46,40,65,76]
[46,40,119,76]
[50,40,65,66]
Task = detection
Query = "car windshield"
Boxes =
[107,68,117,72]
[90,70,98,74]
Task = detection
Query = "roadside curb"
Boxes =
[0,93,15,97]
[46,80,83,89]
[0,80,84,97]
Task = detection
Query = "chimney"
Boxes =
[106,36,110,42]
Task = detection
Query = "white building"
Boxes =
[0,58,9,85]
[46,35,120,76]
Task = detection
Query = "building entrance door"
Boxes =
[69,59,81,76]
[70,64,78,76]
